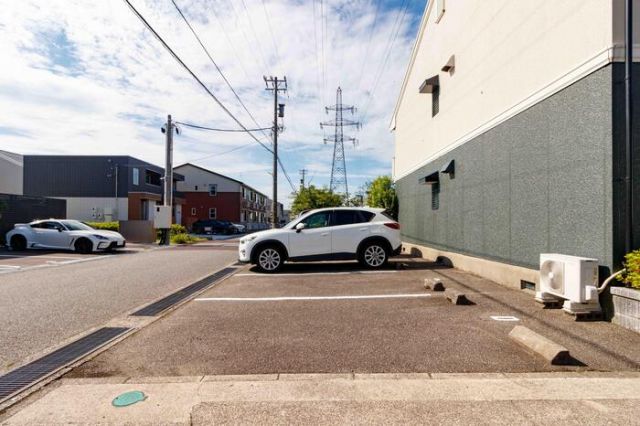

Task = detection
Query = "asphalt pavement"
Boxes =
[0,242,237,373]
[69,258,640,378]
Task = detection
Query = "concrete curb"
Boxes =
[508,325,571,365]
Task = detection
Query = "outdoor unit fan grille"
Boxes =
[541,260,564,294]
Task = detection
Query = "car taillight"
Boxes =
[384,222,400,230]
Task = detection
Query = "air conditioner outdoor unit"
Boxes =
[535,254,600,314]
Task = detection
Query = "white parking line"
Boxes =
[234,270,398,277]
[0,254,81,260]
[195,293,432,302]
[490,315,520,322]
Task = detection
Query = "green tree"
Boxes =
[291,185,343,215]
[365,175,398,219]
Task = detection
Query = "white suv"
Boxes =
[238,207,402,272]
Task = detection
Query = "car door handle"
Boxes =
[321,233,329,236]
[359,228,367,231]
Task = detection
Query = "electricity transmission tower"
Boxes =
[320,87,360,199]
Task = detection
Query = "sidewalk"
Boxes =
[3,372,640,425]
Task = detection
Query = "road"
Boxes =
[0,243,237,373]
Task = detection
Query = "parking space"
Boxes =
[0,244,152,275]
[67,256,640,379]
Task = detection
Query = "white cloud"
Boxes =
[0,0,421,207]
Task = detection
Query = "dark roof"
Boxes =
[24,155,183,181]
[174,163,243,185]
[174,163,268,198]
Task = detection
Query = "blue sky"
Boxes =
[0,0,426,207]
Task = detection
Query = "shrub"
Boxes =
[86,221,119,231]
[617,250,640,289]
[170,224,188,235]
[171,233,204,245]
[157,223,188,240]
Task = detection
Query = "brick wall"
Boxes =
[182,192,241,228]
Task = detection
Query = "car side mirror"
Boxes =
[57,227,63,232]
[295,223,306,233]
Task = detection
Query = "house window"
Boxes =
[145,170,161,186]
[209,184,217,196]
[209,208,217,219]
[132,168,139,186]
[191,207,196,216]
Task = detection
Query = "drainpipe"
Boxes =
[625,0,634,255]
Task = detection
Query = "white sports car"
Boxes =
[6,219,126,254]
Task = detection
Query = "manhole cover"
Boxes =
[112,391,146,407]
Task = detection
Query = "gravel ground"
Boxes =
[0,244,237,372]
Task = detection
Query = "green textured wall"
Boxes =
[396,65,614,270]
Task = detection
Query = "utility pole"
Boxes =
[160,114,178,245]
[264,76,287,228]
[299,169,307,190]
[320,87,360,200]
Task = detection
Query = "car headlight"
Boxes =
[241,235,257,244]
[93,234,109,240]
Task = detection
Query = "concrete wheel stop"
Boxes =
[508,325,573,365]
[424,278,445,291]
[444,288,472,305]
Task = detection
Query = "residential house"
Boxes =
[23,155,185,222]
[391,0,640,288]
[0,150,66,243]
[174,163,270,230]
[0,150,23,195]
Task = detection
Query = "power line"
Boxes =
[175,121,272,132]
[361,0,411,121]
[208,2,251,80]
[311,0,322,110]
[187,143,254,163]
[239,0,270,71]
[170,0,296,195]
[124,0,297,195]
[261,0,281,66]
[320,0,326,107]
[171,0,270,140]
[122,0,273,156]
[356,0,381,93]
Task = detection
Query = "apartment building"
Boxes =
[174,163,270,230]
[392,0,640,287]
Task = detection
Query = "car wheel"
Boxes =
[74,238,93,254]
[256,245,283,273]
[10,235,27,251]
[358,241,389,269]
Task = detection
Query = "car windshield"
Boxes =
[60,220,94,231]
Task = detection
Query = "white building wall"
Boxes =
[174,164,242,193]
[60,197,129,222]
[0,151,23,195]
[393,0,628,180]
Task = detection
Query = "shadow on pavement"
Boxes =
[248,257,452,274]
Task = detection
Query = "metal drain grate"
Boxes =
[131,267,236,316]
[0,327,130,403]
